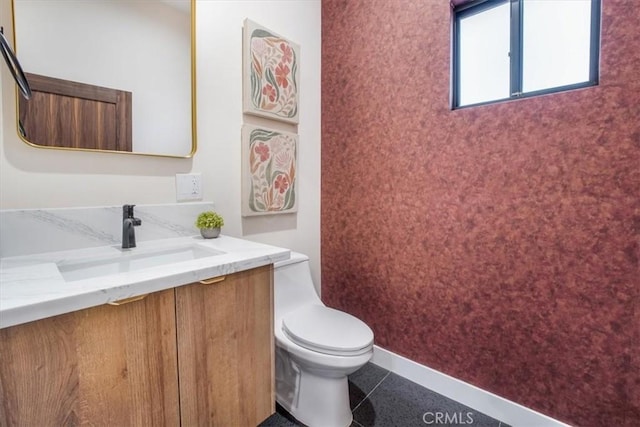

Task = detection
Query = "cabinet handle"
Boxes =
[199,276,226,285]
[108,294,148,306]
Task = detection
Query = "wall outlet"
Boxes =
[176,173,202,201]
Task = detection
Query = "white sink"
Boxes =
[57,244,224,282]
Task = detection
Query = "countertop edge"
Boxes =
[0,237,290,329]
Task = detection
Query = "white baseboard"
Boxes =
[371,345,570,427]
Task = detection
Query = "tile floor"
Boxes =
[259,362,511,427]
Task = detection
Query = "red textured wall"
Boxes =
[321,1,639,425]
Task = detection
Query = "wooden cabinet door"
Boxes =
[176,265,275,426]
[0,290,179,426]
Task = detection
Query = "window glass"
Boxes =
[459,2,510,106]
[453,0,599,108]
[522,0,593,92]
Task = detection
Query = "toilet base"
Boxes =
[277,365,352,427]
[275,346,371,427]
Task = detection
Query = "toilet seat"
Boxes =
[282,305,374,356]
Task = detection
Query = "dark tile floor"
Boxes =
[259,363,510,427]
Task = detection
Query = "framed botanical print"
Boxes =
[242,124,298,216]
[243,19,300,124]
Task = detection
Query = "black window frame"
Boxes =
[452,0,601,109]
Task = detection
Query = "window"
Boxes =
[452,0,601,108]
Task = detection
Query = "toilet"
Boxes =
[274,252,374,427]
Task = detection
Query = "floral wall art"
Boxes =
[243,19,300,124]
[242,125,298,216]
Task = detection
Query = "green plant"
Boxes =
[195,211,224,229]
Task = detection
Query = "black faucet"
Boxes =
[122,204,142,249]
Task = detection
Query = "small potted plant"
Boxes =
[195,211,224,239]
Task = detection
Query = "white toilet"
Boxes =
[274,252,374,427]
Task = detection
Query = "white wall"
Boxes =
[0,0,322,287]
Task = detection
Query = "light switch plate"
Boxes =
[176,173,202,201]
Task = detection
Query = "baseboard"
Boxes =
[371,345,570,427]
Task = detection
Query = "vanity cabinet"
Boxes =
[0,265,274,426]
[176,264,274,426]
[0,289,180,426]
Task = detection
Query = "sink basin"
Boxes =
[57,244,224,282]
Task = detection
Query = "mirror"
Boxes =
[12,0,196,157]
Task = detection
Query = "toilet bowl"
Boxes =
[274,252,374,427]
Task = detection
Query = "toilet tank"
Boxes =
[274,252,322,317]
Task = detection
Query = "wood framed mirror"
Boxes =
[11,0,196,158]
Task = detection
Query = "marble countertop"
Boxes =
[0,235,290,329]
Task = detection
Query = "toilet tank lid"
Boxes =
[274,251,309,268]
